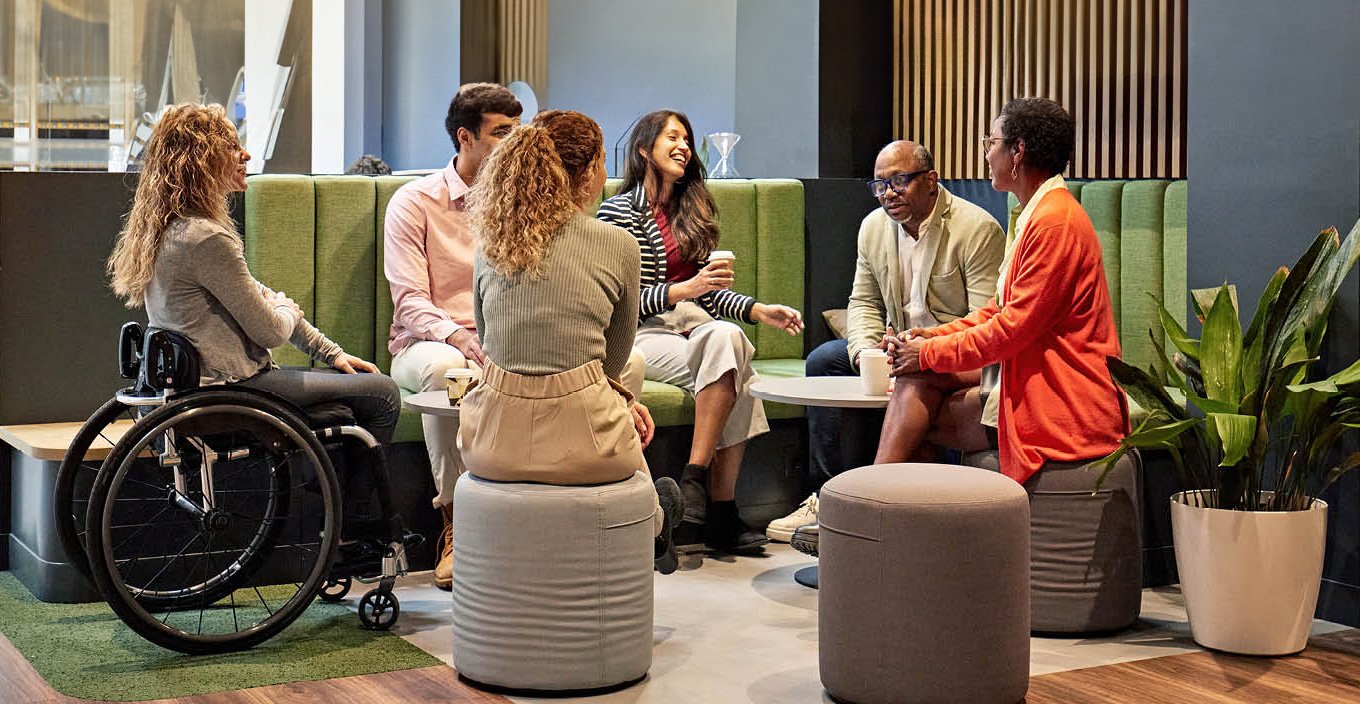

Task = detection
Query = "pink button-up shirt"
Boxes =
[385,158,477,356]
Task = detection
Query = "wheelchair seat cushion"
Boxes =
[303,401,357,429]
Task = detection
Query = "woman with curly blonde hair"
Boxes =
[107,103,399,450]
[460,109,685,573]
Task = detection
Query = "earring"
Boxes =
[1010,163,1019,181]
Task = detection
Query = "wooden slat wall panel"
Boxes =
[497,0,548,97]
[893,0,1185,179]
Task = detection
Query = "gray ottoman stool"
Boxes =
[963,450,1143,633]
[451,471,655,692]
[819,463,1030,704]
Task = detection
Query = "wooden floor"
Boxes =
[5,629,1360,703]
[1028,629,1360,703]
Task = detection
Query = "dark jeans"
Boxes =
[238,367,401,445]
[805,339,885,493]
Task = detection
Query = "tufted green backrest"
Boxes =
[599,178,806,360]
[245,175,806,371]
[244,174,418,373]
[1008,179,1187,381]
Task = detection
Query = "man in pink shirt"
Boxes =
[385,83,521,591]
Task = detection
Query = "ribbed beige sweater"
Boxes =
[473,212,641,379]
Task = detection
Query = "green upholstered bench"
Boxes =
[242,175,809,438]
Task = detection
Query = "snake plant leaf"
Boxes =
[1201,285,1243,405]
[1290,356,1360,392]
[1123,417,1200,447]
[1208,413,1256,467]
[1192,285,1236,322]
[1258,229,1337,384]
[1157,296,1201,362]
[1242,266,1291,398]
[1108,356,1188,421]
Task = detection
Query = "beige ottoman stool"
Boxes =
[819,463,1030,704]
[963,450,1143,634]
[451,471,655,693]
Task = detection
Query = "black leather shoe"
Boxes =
[791,524,819,557]
[654,477,684,574]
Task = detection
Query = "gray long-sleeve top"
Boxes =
[473,212,640,380]
[145,217,342,382]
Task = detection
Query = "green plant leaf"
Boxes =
[1201,285,1243,405]
[1242,266,1290,400]
[1256,230,1336,387]
[1205,413,1252,466]
[1156,297,1201,361]
[1187,394,1239,415]
[1107,357,1188,421]
[1123,418,1200,447]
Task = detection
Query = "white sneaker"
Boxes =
[766,494,818,542]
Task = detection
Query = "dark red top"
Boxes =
[655,208,699,283]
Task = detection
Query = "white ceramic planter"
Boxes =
[1171,490,1328,656]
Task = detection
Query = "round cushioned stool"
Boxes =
[963,449,1143,634]
[819,463,1030,704]
[451,471,655,693]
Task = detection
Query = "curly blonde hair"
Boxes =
[469,110,603,277]
[108,103,242,307]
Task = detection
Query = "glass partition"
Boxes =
[1,0,245,171]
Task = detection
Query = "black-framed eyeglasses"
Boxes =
[866,169,931,198]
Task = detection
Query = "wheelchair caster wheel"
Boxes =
[319,577,351,602]
[358,589,400,630]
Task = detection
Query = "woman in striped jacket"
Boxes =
[598,109,803,554]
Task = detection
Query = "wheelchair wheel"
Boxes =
[85,390,342,654]
[318,577,351,602]
[358,589,399,631]
[54,397,142,577]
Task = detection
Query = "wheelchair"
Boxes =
[53,323,419,654]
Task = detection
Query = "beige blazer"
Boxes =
[845,186,1005,366]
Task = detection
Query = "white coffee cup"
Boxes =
[858,349,891,396]
[708,249,735,265]
[445,367,478,405]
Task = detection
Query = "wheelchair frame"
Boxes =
[54,322,416,654]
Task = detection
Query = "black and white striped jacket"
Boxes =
[597,186,757,324]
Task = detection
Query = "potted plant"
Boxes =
[1097,218,1360,656]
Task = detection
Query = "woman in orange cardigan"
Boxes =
[885,97,1128,484]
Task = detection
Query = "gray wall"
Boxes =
[381,0,461,170]
[547,0,817,178]
[734,0,818,178]
[1188,0,1360,626]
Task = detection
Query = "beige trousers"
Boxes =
[458,359,662,535]
[634,320,769,449]
[394,340,645,509]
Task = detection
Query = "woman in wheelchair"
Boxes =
[62,103,407,653]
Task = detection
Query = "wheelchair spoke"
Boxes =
[110,505,172,554]
[130,532,203,595]
[252,586,275,617]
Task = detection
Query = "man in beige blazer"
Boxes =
[768,141,1004,543]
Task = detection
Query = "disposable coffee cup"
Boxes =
[445,368,477,405]
[858,349,891,396]
[708,250,735,265]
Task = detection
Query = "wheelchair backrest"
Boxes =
[119,322,201,392]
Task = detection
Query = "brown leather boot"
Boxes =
[434,503,453,591]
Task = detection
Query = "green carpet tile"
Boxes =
[0,572,441,701]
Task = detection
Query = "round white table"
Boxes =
[749,376,891,589]
[402,390,462,418]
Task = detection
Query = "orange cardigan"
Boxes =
[918,187,1128,484]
